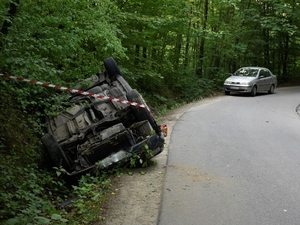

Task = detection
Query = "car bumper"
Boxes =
[65,133,165,177]
[224,85,253,93]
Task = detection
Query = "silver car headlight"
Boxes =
[224,81,230,84]
[240,82,248,85]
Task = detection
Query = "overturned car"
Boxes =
[41,57,165,178]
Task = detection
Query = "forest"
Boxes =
[1,0,299,224]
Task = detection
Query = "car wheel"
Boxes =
[41,133,71,170]
[268,84,275,94]
[250,86,257,96]
[126,89,161,134]
[225,91,230,95]
[103,57,122,81]
[116,75,132,93]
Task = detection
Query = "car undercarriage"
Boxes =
[41,57,165,180]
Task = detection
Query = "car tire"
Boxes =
[126,89,161,134]
[225,91,230,95]
[116,75,132,93]
[103,57,122,81]
[268,84,275,94]
[41,133,71,170]
[250,86,257,96]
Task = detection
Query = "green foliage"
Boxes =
[67,174,112,224]
[0,79,42,156]
[1,0,300,224]
[0,73,115,225]
[0,156,113,225]
[0,157,69,225]
[129,144,154,168]
[0,0,126,119]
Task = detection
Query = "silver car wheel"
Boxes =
[250,86,257,96]
[268,84,275,94]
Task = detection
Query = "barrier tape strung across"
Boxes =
[0,73,150,111]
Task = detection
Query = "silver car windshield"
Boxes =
[234,68,259,77]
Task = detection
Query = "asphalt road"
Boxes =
[158,87,300,225]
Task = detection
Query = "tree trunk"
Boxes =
[174,34,182,70]
[282,33,289,79]
[184,9,192,69]
[135,45,140,65]
[197,0,208,77]
[0,0,20,49]
[1,0,20,35]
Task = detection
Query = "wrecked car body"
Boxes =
[41,57,164,178]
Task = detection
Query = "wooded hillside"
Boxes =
[1,0,299,224]
[1,0,299,106]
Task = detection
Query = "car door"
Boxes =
[256,69,267,91]
[263,69,273,90]
[257,69,270,91]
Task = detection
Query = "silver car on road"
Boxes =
[224,67,277,96]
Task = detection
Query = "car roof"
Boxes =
[238,66,269,70]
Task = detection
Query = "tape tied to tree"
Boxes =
[0,73,150,111]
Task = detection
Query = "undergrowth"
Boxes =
[0,155,114,225]
[0,81,115,225]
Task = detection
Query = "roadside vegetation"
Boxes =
[1,0,300,224]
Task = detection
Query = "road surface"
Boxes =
[158,87,300,225]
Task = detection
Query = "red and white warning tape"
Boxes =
[0,73,150,111]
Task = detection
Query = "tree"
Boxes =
[0,0,19,35]
[197,0,208,78]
